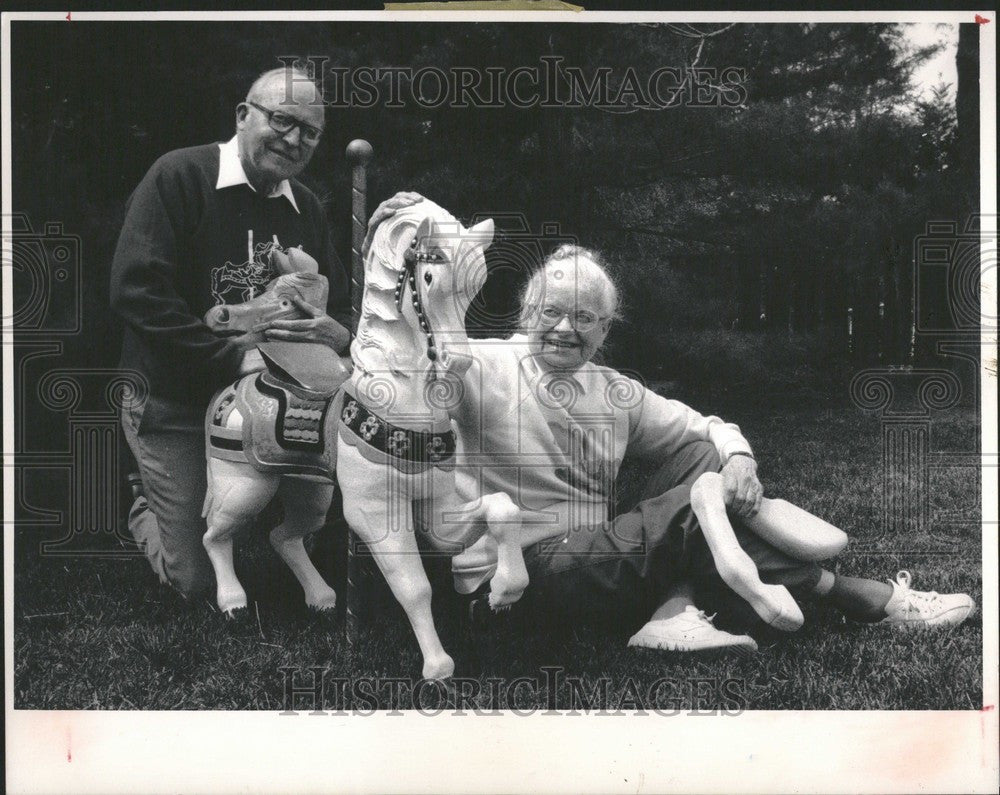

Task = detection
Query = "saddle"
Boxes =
[256,340,348,397]
[206,342,350,479]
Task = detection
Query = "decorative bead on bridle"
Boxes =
[396,238,441,368]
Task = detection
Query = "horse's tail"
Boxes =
[201,460,216,522]
[203,377,243,523]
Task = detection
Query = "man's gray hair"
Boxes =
[246,66,324,105]
[519,244,622,327]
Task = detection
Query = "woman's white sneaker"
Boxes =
[879,570,975,627]
[628,606,758,653]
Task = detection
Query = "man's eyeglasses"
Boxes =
[539,305,607,332]
[247,101,323,145]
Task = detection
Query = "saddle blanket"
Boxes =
[206,372,341,479]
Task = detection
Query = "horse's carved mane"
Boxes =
[353,199,458,377]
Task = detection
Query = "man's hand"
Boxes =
[362,191,424,259]
[721,455,763,519]
[263,295,351,353]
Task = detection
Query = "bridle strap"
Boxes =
[396,240,439,370]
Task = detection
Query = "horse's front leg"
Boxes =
[482,492,529,608]
[203,457,280,615]
[689,471,804,631]
[339,443,454,680]
[271,476,337,611]
[424,490,529,610]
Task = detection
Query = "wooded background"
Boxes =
[10,20,981,394]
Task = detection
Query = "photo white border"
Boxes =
[3,7,997,794]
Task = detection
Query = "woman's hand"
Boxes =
[721,455,763,519]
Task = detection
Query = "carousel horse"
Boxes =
[200,203,528,682]
[202,244,350,615]
[337,199,528,681]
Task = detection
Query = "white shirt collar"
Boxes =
[216,136,299,213]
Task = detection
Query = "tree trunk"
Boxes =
[787,278,797,335]
[956,24,980,216]
[889,237,911,363]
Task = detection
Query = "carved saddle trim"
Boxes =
[206,374,338,480]
[206,382,249,464]
[338,385,455,474]
[256,373,330,451]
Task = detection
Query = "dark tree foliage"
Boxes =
[11,21,972,388]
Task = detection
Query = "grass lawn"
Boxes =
[13,397,983,711]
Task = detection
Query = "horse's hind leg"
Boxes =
[689,472,804,631]
[271,477,337,611]
[742,498,848,562]
[203,458,280,615]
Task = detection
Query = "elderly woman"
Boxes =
[447,244,974,653]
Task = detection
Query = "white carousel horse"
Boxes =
[202,244,349,615]
[337,199,528,681]
[200,202,528,680]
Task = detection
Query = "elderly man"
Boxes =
[448,244,974,652]
[111,67,352,598]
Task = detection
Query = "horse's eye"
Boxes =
[424,271,433,285]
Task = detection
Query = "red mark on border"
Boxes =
[982,704,995,711]
[975,14,990,24]
[66,11,72,21]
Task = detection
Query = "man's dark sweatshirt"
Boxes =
[110,142,351,406]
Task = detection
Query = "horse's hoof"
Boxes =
[422,655,455,682]
[218,592,248,616]
[488,566,528,609]
[487,588,524,610]
[750,584,804,632]
[306,591,338,612]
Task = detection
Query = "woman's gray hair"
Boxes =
[518,244,622,327]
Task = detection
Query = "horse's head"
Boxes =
[204,270,329,334]
[359,199,493,380]
[404,213,494,377]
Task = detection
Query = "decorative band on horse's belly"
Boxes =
[207,373,340,479]
[338,385,456,475]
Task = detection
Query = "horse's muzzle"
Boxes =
[204,299,299,334]
[438,348,474,378]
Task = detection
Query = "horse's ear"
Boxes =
[271,247,295,275]
[272,245,318,275]
[468,218,495,250]
[286,246,319,275]
[414,217,436,250]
